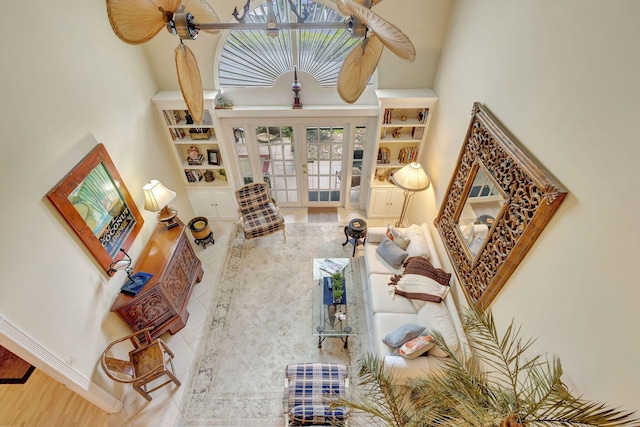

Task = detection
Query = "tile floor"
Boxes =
[106,208,387,427]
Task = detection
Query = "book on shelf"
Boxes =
[418,108,429,124]
[398,147,418,163]
[184,169,203,183]
[187,153,205,165]
[163,110,181,126]
[169,128,186,140]
[383,109,393,124]
[411,126,425,139]
[377,147,391,164]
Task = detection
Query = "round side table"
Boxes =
[342,218,367,257]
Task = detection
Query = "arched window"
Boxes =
[218,0,359,87]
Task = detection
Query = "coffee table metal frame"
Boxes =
[312,258,355,349]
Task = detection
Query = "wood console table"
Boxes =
[110,219,203,342]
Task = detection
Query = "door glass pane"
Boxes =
[350,125,366,203]
[306,126,343,203]
[233,127,253,185]
[254,125,297,204]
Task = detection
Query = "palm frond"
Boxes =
[335,308,640,427]
[329,353,410,426]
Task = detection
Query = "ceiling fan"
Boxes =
[106,0,415,124]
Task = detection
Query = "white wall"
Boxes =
[418,0,640,412]
[0,0,193,402]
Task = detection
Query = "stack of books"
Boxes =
[377,147,391,164]
[187,154,205,165]
[185,170,203,182]
[398,147,417,163]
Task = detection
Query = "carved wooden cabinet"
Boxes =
[110,219,204,341]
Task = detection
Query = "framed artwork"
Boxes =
[207,149,220,165]
[47,143,144,274]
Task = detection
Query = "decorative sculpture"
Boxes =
[291,66,302,109]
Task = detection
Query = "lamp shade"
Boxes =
[391,162,430,192]
[142,180,176,212]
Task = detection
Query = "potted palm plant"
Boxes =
[332,307,639,427]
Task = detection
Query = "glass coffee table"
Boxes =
[312,258,355,349]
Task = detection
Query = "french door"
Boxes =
[226,119,372,208]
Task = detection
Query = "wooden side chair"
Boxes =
[283,363,349,426]
[100,326,180,401]
[235,182,286,241]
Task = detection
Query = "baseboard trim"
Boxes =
[0,313,122,413]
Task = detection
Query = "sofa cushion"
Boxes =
[375,236,408,269]
[404,224,431,259]
[370,274,417,315]
[373,313,421,355]
[394,335,435,359]
[416,301,459,356]
[382,323,426,348]
[388,274,451,310]
[386,225,411,250]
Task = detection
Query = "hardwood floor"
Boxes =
[0,369,107,427]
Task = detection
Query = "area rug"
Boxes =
[176,223,370,426]
[307,207,338,223]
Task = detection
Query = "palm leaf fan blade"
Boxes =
[182,0,221,35]
[175,44,204,124]
[337,35,383,103]
[341,0,415,62]
[106,0,182,44]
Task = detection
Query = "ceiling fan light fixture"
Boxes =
[107,0,416,106]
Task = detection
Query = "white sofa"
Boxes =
[362,223,468,384]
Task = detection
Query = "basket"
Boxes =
[189,128,212,140]
[188,217,211,240]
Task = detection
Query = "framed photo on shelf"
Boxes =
[207,149,221,165]
[46,143,144,275]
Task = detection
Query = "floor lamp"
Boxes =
[391,162,431,227]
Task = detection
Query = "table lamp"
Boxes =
[143,180,178,229]
[391,162,430,227]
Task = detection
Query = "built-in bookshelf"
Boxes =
[153,93,231,188]
[152,91,238,220]
[367,89,438,218]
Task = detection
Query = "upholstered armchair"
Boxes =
[235,182,286,241]
[283,363,349,426]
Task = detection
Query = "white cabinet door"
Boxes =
[367,187,405,218]
[387,187,405,217]
[368,187,392,217]
[210,189,237,220]
[187,189,238,220]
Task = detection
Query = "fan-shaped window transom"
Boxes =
[218,0,359,87]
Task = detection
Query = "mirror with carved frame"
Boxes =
[435,103,567,309]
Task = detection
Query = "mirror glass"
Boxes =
[456,167,506,258]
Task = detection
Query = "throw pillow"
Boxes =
[382,323,426,348]
[394,335,435,359]
[376,236,408,269]
[385,225,411,250]
[404,224,431,259]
